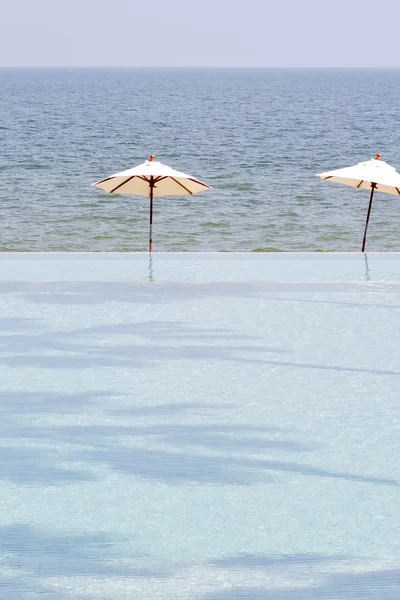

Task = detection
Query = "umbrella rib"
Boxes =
[189,179,212,190]
[110,176,135,194]
[396,188,400,195]
[95,176,114,184]
[171,178,194,195]
[357,181,364,188]
[187,177,210,189]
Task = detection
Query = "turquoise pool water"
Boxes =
[1,252,400,282]
[0,254,399,599]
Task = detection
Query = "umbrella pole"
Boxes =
[361,183,376,253]
[149,179,154,253]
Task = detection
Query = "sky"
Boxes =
[2,0,400,68]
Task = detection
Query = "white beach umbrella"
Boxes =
[92,155,212,252]
[317,153,400,251]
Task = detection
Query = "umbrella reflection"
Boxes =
[148,253,154,282]
[364,253,370,281]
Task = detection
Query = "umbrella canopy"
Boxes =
[92,155,211,251]
[317,154,400,251]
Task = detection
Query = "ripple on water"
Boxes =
[252,247,283,252]
[201,222,225,228]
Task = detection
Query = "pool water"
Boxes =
[0,253,399,599]
[0,252,400,282]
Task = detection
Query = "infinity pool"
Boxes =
[0,254,399,599]
[0,252,399,282]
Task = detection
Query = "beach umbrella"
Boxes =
[92,155,211,252]
[317,153,400,251]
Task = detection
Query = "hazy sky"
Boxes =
[2,0,400,68]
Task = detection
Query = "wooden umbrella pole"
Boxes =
[361,183,376,253]
[149,180,154,253]
[148,155,156,253]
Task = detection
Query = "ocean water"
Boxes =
[1,68,400,252]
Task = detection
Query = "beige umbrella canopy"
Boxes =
[317,154,400,251]
[92,155,212,252]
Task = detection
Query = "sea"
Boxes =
[1,67,400,252]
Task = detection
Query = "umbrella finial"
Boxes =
[375,153,382,160]
[149,155,156,162]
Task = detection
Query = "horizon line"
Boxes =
[1,65,400,70]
